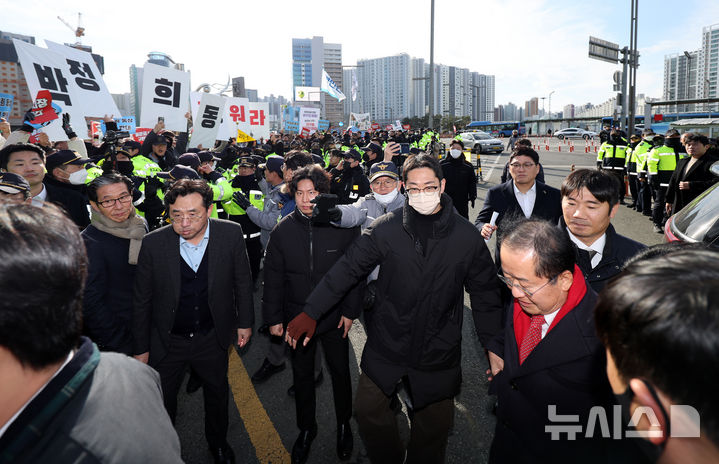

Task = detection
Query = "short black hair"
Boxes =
[164,178,213,210]
[289,165,331,196]
[561,169,620,209]
[87,172,134,203]
[283,150,314,172]
[595,247,719,445]
[516,138,532,147]
[684,132,710,146]
[509,146,539,165]
[450,139,464,149]
[0,204,86,369]
[0,143,46,170]
[500,219,575,279]
[402,153,443,183]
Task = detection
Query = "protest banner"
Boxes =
[0,93,14,119]
[218,97,250,140]
[298,107,321,134]
[247,102,269,140]
[45,41,120,120]
[189,93,225,149]
[132,127,152,143]
[13,39,85,140]
[140,62,191,131]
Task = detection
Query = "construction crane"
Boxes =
[57,13,85,45]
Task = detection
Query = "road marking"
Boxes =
[483,154,504,181]
[228,349,290,463]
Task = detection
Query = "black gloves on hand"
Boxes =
[233,190,252,210]
[310,194,342,223]
[62,113,77,139]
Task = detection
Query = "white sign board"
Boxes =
[299,107,321,134]
[13,39,86,140]
[294,86,321,102]
[140,62,191,131]
[189,93,226,149]
[246,102,270,140]
[45,40,120,123]
[218,97,250,140]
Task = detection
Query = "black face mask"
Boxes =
[116,161,134,177]
[362,153,370,163]
[665,137,682,150]
[614,380,668,462]
[342,160,352,170]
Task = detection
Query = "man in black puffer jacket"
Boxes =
[263,165,363,464]
[286,154,503,464]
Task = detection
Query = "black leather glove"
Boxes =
[310,193,341,223]
[62,113,77,139]
[21,109,36,133]
[233,190,252,210]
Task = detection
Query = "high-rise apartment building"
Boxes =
[357,54,411,124]
[291,36,344,125]
[525,97,539,117]
[663,50,699,112]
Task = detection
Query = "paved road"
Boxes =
[173,144,664,464]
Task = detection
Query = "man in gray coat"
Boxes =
[0,203,182,464]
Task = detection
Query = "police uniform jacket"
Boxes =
[263,209,364,335]
[303,194,503,409]
[330,165,371,204]
[337,191,406,230]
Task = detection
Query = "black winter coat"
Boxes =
[81,224,140,354]
[263,209,364,335]
[44,181,90,229]
[330,165,370,204]
[561,220,645,293]
[441,156,477,219]
[303,194,503,408]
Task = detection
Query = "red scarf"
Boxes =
[513,265,587,353]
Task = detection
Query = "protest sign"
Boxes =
[247,102,269,140]
[0,93,14,119]
[140,63,191,131]
[298,107,321,134]
[218,97,250,140]
[189,93,225,149]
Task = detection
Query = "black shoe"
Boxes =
[653,224,663,233]
[210,443,235,464]
[337,421,353,460]
[186,371,202,394]
[291,426,317,464]
[626,202,636,208]
[251,358,285,383]
[287,369,323,397]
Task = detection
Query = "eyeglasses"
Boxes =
[169,212,205,223]
[371,179,398,188]
[98,193,133,208]
[509,162,536,170]
[497,273,557,298]
[406,185,439,195]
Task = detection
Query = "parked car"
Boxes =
[553,128,597,140]
[459,131,504,154]
[664,161,719,249]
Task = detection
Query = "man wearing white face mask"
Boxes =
[285,153,504,463]
[441,139,477,219]
[32,148,91,228]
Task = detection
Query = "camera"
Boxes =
[103,130,131,143]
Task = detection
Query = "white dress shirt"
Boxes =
[31,184,48,207]
[541,309,560,339]
[513,181,537,218]
[566,229,606,269]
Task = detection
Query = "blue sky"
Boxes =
[1,0,717,112]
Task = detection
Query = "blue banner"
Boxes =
[0,93,14,119]
[284,120,299,133]
[100,116,137,135]
[318,119,330,131]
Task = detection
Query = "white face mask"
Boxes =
[374,188,399,205]
[68,168,88,185]
[449,149,462,159]
[408,190,441,215]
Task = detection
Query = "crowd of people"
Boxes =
[0,115,718,464]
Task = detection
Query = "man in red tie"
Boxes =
[486,219,615,463]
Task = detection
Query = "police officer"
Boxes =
[223,156,264,284]
[596,129,628,204]
[634,129,655,216]
[647,129,686,233]
[624,134,642,209]
[330,149,370,205]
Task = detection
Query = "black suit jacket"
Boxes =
[666,150,719,213]
[486,284,615,463]
[132,219,254,365]
[44,181,90,229]
[475,180,562,264]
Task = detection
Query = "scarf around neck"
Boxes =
[90,209,147,265]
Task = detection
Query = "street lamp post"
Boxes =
[684,51,693,114]
[428,0,435,129]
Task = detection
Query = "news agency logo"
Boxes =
[545,405,701,440]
